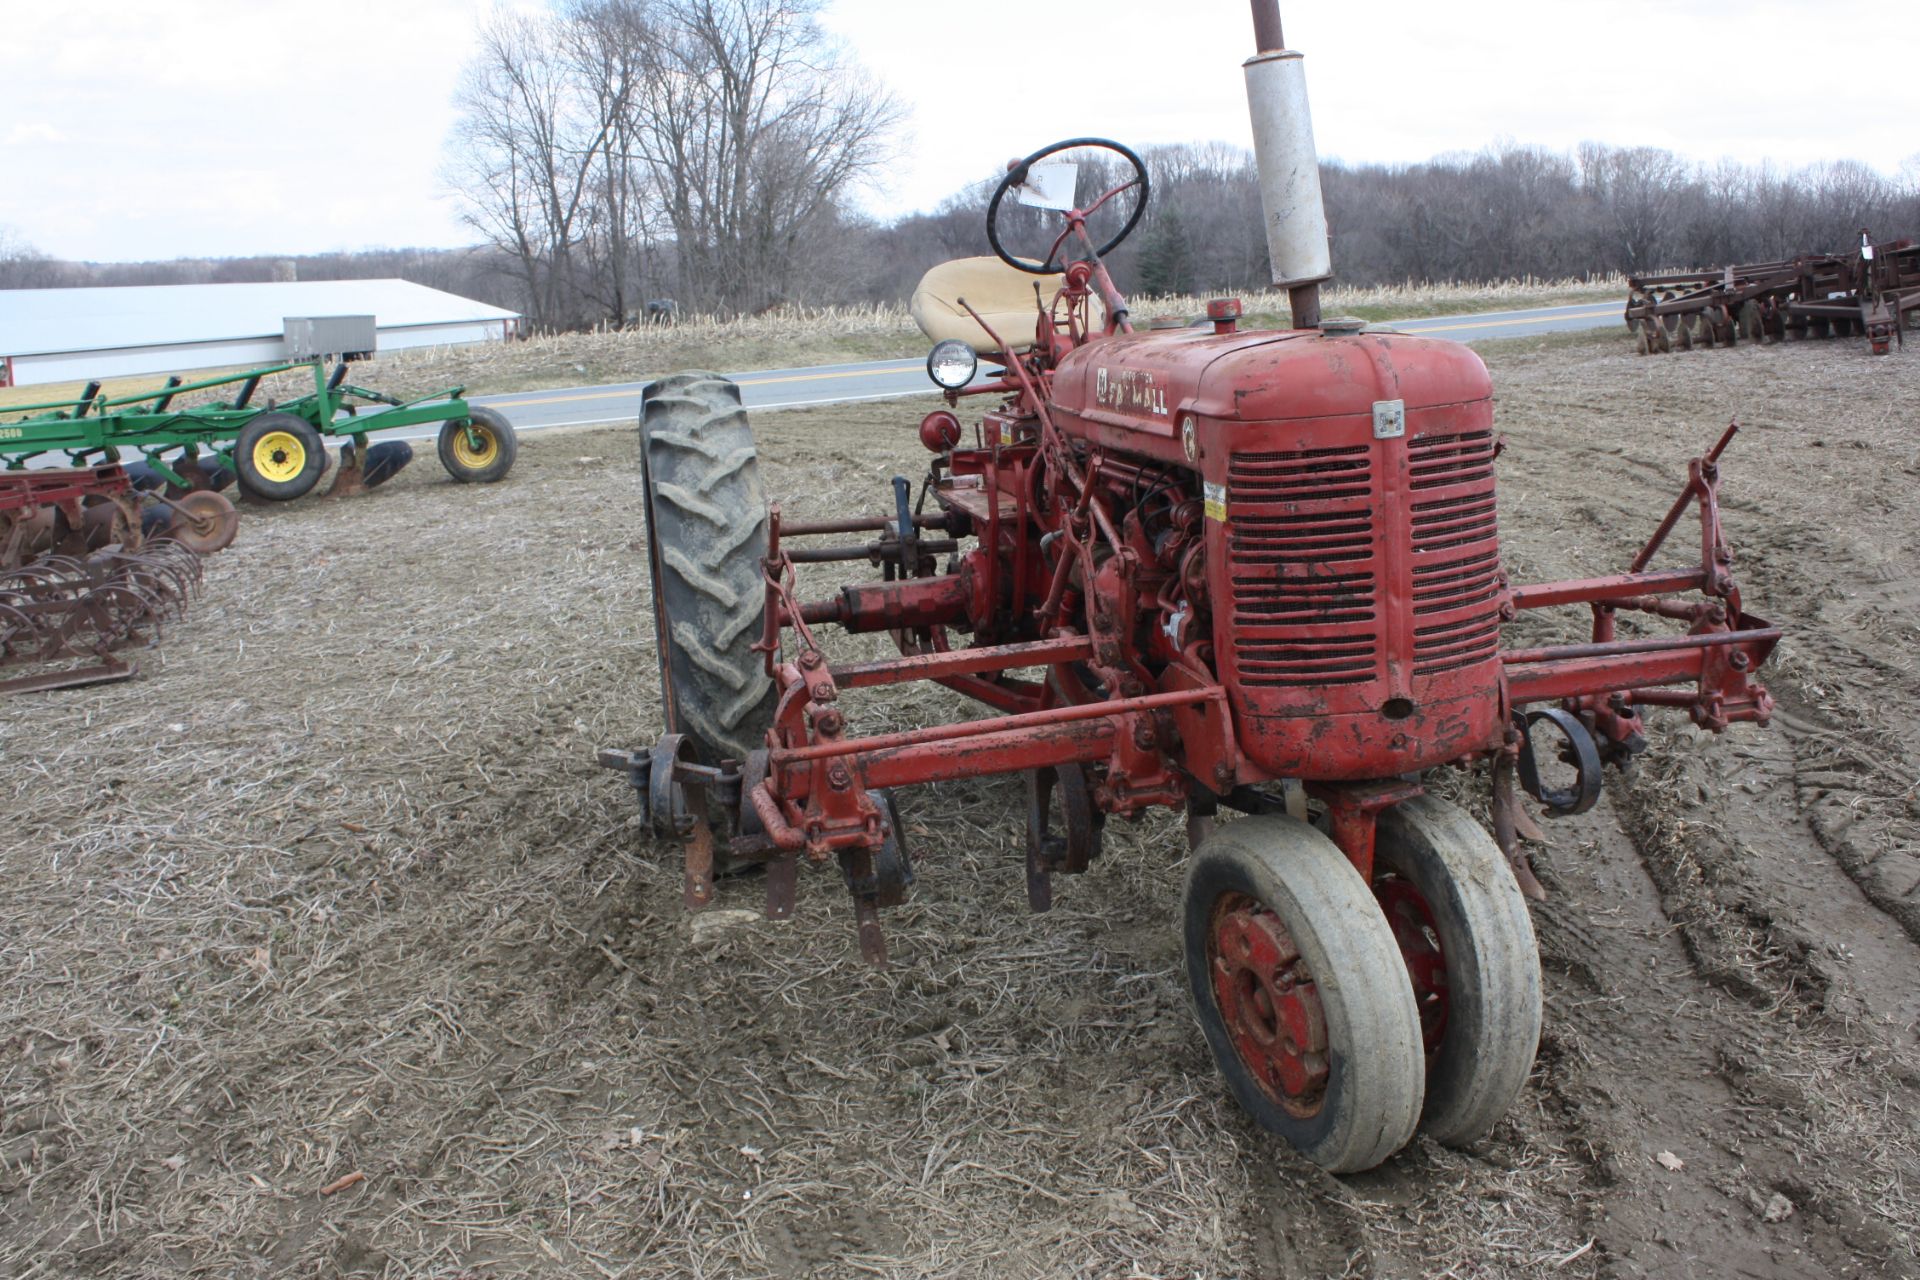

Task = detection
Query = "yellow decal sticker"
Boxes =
[1203,481,1227,522]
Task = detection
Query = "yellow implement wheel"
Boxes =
[449,424,499,470]
[234,412,326,500]
[437,406,518,484]
[252,431,307,483]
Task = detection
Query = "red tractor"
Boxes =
[604,4,1778,1172]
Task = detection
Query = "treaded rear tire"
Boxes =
[639,372,776,763]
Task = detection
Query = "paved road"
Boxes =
[439,300,1620,439]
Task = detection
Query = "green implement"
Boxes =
[0,359,518,499]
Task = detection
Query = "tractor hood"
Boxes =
[1050,325,1492,443]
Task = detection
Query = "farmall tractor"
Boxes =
[604,2,1779,1172]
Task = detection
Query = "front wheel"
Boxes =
[234,413,325,500]
[1374,796,1542,1147]
[1184,816,1426,1173]
[438,406,518,484]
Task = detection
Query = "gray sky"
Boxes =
[2,0,1912,263]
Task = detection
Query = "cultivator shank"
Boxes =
[0,542,202,694]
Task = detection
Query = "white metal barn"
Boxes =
[0,280,520,387]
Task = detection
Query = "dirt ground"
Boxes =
[3,330,1918,1279]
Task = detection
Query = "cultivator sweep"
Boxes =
[603,0,1783,1174]
[0,541,202,695]
[1626,230,1920,356]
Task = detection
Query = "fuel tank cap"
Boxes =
[1319,315,1368,334]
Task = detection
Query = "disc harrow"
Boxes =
[1626,230,1920,356]
[0,542,203,695]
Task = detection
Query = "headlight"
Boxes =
[926,339,978,390]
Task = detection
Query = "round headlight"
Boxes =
[926,339,978,390]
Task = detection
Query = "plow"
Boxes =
[601,0,1781,1173]
[0,354,517,500]
[1626,230,1920,356]
[0,348,514,689]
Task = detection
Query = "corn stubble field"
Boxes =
[3,326,1919,1279]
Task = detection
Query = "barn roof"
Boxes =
[0,279,520,358]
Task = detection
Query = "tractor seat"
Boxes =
[910,256,1104,355]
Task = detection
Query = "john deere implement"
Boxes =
[0,357,518,498]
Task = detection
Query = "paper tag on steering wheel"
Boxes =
[1016,162,1079,212]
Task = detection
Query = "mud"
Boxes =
[1,331,1916,1278]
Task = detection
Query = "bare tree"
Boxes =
[629,0,903,314]
[561,0,657,323]
[444,7,636,328]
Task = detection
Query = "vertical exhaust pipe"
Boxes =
[1244,0,1330,329]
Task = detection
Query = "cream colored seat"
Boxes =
[910,256,1104,355]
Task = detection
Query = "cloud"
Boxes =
[5,123,68,146]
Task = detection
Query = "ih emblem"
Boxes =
[1181,414,1197,462]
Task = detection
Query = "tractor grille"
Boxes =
[1227,446,1379,688]
[1408,429,1502,675]
[1226,428,1504,690]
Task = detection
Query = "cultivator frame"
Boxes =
[0,358,515,496]
[1626,231,1920,356]
[610,345,1776,958]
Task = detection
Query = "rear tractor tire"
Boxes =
[639,372,776,765]
[234,412,326,500]
[1184,816,1427,1173]
[438,406,518,484]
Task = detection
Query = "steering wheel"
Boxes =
[986,138,1151,276]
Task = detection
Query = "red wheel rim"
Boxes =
[1207,892,1328,1117]
[1375,876,1449,1061]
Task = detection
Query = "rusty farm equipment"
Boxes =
[0,465,225,693]
[0,541,204,695]
[1626,230,1920,356]
[601,0,1779,1173]
[0,357,518,501]
[0,463,237,569]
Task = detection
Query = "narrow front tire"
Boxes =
[1374,795,1542,1147]
[1184,816,1426,1173]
